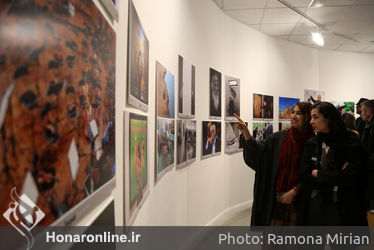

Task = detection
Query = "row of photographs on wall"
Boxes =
[124,110,298,225]
[0,0,116,228]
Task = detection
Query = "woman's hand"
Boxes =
[234,113,251,140]
[279,189,297,204]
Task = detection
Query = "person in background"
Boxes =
[356,98,368,138]
[342,113,358,135]
[235,102,314,226]
[361,100,374,218]
[299,102,367,226]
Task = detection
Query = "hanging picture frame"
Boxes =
[100,0,119,21]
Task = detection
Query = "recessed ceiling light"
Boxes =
[311,32,324,46]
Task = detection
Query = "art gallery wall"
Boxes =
[78,0,374,226]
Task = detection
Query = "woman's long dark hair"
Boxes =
[311,102,347,137]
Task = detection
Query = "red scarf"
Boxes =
[276,126,314,193]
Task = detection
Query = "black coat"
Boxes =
[362,117,374,202]
[240,130,287,226]
[298,132,367,226]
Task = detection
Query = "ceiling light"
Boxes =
[309,0,324,8]
[311,31,324,46]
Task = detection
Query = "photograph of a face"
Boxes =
[209,68,222,119]
[225,122,247,154]
[253,93,273,119]
[0,0,116,226]
[225,76,240,121]
[202,121,222,158]
[176,120,196,169]
[304,89,325,104]
[156,61,175,118]
[279,122,291,131]
[156,118,174,182]
[253,122,273,141]
[279,97,300,120]
[125,112,148,225]
[178,55,195,118]
[128,0,149,111]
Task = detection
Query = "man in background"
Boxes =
[356,98,368,137]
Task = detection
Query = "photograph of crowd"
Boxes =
[252,122,273,141]
[156,118,175,182]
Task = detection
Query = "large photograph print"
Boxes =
[253,93,273,119]
[209,68,222,119]
[304,89,325,104]
[176,120,196,169]
[279,97,300,120]
[155,118,175,183]
[202,121,222,159]
[0,0,116,226]
[127,0,149,111]
[124,112,149,226]
[225,122,246,154]
[178,55,195,118]
[156,61,175,118]
[225,76,240,121]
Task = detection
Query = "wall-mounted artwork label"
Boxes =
[156,61,175,118]
[225,76,240,121]
[304,89,325,104]
[124,112,149,226]
[253,122,273,141]
[202,121,222,159]
[279,97,300,120]
[178,55,195,118]
[176,120,196,169]
[128,0,149,111]
[225,122,247,154]
[209,68,222,119]
[0,0,116,226]
[253,93,273,119]
[155,118,174,183]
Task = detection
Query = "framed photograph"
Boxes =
[253,93,273,120]
[225,122,247,154]
[176,120,196,169]
[253,122,273,141]
[0,0,116,227]
[155,118,175,183]
[225,76,240,121]
[201,121,222,159]
[127,0,149,111]
[279,97,300,120]
[178,55,195,118]
[156,61,175,118]
[209,68,222,119]
[304,89,325,104]
[124,112,149,226]
[100,0,119,21]
[331,101,355,115]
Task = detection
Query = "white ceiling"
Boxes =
[213,0,374,53]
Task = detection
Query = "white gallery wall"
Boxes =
[89,0,374,226]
